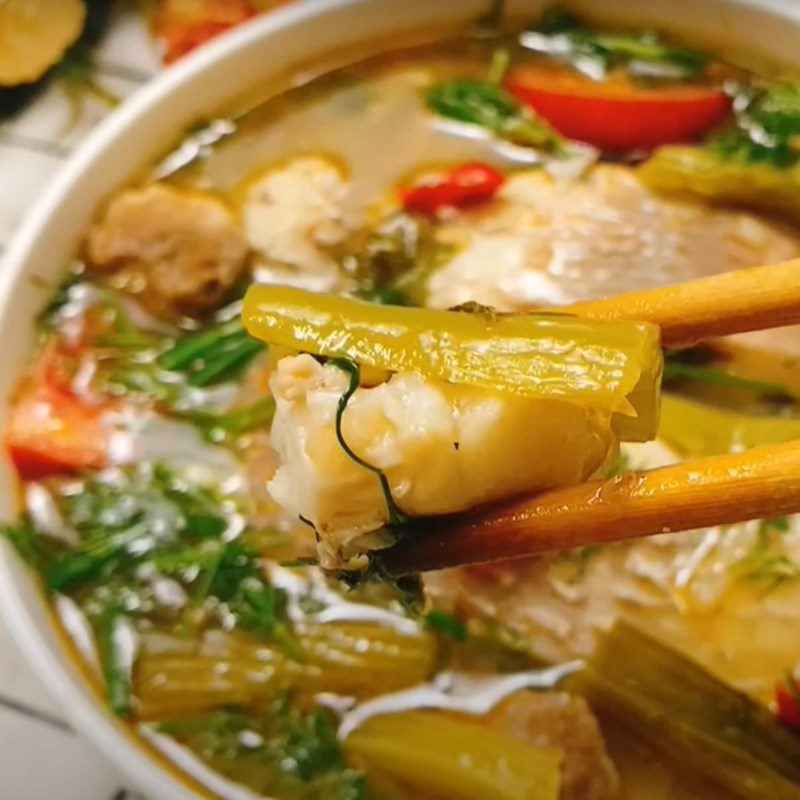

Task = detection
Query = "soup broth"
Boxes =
[6,7,800,800]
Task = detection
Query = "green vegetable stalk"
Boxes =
[344,711,562,800]
[658,393,800,458]
[640,145,800,224]
[579,621,800,800]
[640,81,800,219]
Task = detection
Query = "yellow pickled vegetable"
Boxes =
[0,0,86,86]
[135,623,436,720]
[639,146,800,224]
[659,393,800,458]
[242,285,662,441]
[343,711,562,800]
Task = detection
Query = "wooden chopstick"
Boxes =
[554,258,800,350]
[378,439,800,575]
[375,259,800,574]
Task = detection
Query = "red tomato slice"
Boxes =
[505,64,730,152]
[156,0,259,64]
[775,682,800,729]
[5,346,112,480]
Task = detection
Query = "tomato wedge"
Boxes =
[6,345,112,480]
[155,0,258,65]
[505,64,730,152]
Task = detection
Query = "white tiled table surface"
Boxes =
[0,4,159,797]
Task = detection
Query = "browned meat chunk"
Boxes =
[85,184,249,317]
[487,690,620,800]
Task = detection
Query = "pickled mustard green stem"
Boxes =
[242,284,662,441]
[658,393,800,458]
[488,48,511,83]
[579,621,800,800]
[343,711,562,800]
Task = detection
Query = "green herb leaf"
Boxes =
[39,285,269,446]
[709,82,800,167]
[764,516,791,534]
[525,8,708,80]
[176,398,275,445]
[604,451,631,478]
[731,518,800,593]
[158,318,265,387]
[2,519,67,572]
[331,359,407,528]
[338,557,425,617]
[663,358,796,398]
[341,213,453,307]
[97,604,133,717]
[38,466,230,593]
[158,704,367,799]
[425,609,468,642]
[426,79,564,152]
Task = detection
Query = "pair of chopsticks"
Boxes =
[380,258,800,575]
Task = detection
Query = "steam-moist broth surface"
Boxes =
[7,12,800,800]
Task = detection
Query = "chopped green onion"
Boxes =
[425,609,468,642]
[98,604,134,717]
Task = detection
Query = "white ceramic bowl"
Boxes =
[3,0,800,796]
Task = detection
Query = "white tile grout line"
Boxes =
[93,61,154,84]
[0,131,71,159]
[0,691,73,734]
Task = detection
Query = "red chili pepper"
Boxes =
[775,681,800,729]
[401,163,505,216]
[505,64,730,152]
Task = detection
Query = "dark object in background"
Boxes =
[0,0,114,121]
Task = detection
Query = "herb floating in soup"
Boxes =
[7,6,800,800]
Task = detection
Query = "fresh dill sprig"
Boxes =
[732,517,800,593]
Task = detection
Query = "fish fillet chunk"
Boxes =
[268,354,616,569]
[427,164,800,311]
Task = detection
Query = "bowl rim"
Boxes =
[3,0,800,797]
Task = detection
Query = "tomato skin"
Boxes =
[775,682,800,729]
[156,0,258,64]
[5,347,111,480]
[6,442,91,482]
[505,65,730,152]
[401,163,505,216]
